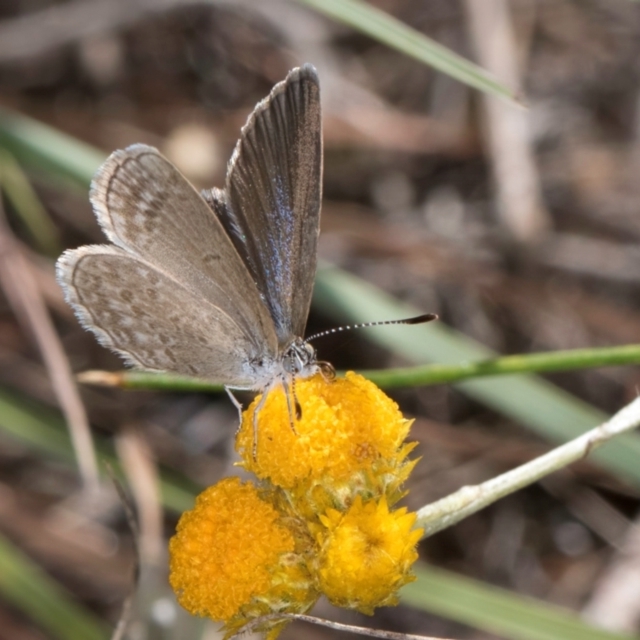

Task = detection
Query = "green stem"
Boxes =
[362,343,640,388]
[78,343,640,392]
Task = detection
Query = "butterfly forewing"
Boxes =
[57,246,268,384]
[90,144,278,351]
[207,64,322,345]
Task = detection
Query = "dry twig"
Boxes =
[0,197,99,487]
[464,0,550,241]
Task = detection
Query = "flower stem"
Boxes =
[416,395,640,537]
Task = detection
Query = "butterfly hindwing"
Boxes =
[57,245,270,385]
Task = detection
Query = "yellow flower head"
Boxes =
[315,496,423,615]
[236,372,415,516]
[169,477,317,634]
[172,373,423,635]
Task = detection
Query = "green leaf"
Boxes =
[403,564,639,640]
[0,531,109,640]
[296,0,517,102]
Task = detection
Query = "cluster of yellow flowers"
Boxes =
[169,372,422,638]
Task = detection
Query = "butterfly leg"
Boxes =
[225,387,244,433]
[250,390,271,459]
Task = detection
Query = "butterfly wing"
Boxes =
[89,144,278,355]
[57,246,273,385]
[203,64,322,345]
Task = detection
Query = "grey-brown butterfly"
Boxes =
[57,65,324,412]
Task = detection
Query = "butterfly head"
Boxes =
[281,338,318,379]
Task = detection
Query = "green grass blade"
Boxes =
[403,564,638,640]
[0,148,61,255]
[0,531,110,640]
[0,389,76,462]
[0,106,102,189]
[313,266,640,488]
[0,388,196,513]
[296,0,517,102]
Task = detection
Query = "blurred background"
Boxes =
[1,0,640,639]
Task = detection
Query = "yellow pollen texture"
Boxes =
[237,372,412,488]
[169,477,295,622]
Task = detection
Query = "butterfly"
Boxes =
[57,65,325,419]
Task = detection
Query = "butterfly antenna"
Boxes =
[305,313,437,344]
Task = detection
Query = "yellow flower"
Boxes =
[169,477,317,634]
[171,373,423,635]
[315,496,423,614]
[236,372,415,518]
